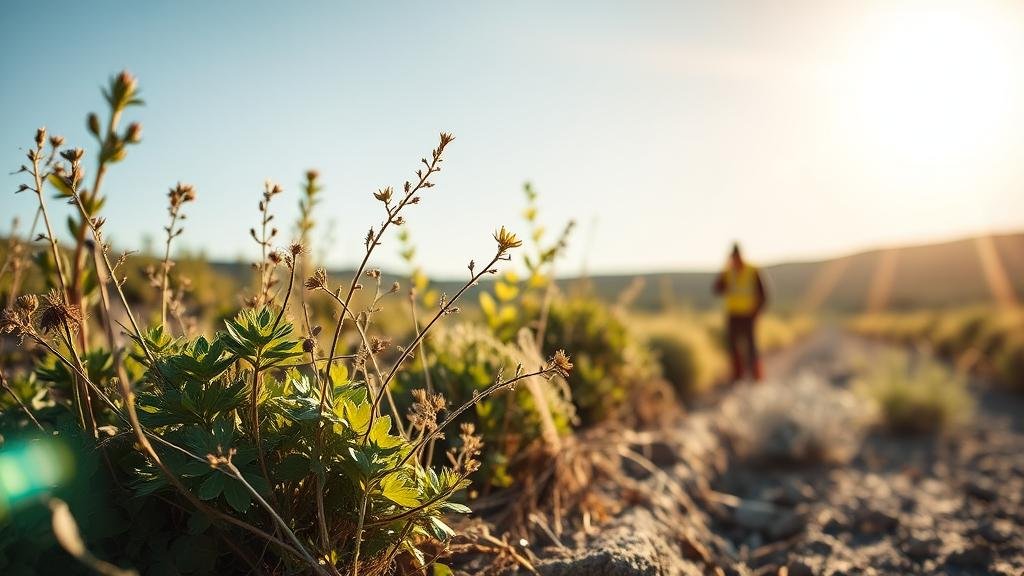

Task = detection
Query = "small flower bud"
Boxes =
[126,122,143,143]
[87,113,101,136]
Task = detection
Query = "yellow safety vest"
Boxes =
[723,264,758,316]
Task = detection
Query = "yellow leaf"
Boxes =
[479,292,497,319]
[529,272,548,289]
[380,472,420,507]
[342,399,371,434]
[368,416,404,449]
[422,289,439,308]
[498,305,517,325]
[494,281,519,302]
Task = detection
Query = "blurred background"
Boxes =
[3,0,1023,281]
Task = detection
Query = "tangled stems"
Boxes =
[323,133,454,391]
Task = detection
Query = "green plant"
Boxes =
[537,296,658,425]
[0,75,573,575]
[855,352,973,434]
[398,323,574,487]
[995,335,1024,392]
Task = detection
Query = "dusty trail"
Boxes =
[524,328,1024,576]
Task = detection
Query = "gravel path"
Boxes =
[515,328,1024,576]
[714,328,1024,575]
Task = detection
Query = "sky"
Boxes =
[2,0,1023,277]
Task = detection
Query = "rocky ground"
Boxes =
[505,328,1024,576]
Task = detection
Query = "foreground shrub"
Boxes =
[720,375,868,464]
[855,352,973,434]
[0,73,573,575]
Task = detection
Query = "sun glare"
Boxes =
[848,1,1019,166]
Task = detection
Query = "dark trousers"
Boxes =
[726,315,762,382]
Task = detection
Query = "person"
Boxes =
[712,243,767,382]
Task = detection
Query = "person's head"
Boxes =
[730,242,744,268]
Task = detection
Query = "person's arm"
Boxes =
[754,270,767,315]
[713,271,726,296]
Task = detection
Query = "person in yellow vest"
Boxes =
[713,243,767,382]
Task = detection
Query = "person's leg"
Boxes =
[726,316,743,382]
[748,316,763,381]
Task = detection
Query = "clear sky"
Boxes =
[3,0,1023,276]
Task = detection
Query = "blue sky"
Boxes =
[3,1,1024,276]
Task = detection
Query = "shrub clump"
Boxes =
[995,335,1024,391]
[720,375,869,464]
[398,323,574,486]
[855,352,973,434]
[538,297,659,425]
[645,324,727,400]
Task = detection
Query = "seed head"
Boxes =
[304,267,328,290]
[370,336,391,354]
[550,350,573,377]
[15,294,38,314]
[373,187,393,204]
[61,148,85,163]
[39,289,83,334]
[168,182,196,208]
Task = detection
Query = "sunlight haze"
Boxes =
[2,0,1022,276]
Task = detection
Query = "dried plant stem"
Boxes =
[0,367,44,432]
[220,461,328,576]
[368,250,506,435]
[402,366,557,470]
[324,135,452,386]
[409,296,439,466]
[159,205,182,327]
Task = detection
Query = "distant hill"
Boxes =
[572,232,1024,313]
[5,232,1020,314]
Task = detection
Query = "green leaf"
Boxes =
[442,502,472,514]
[222,478,251,513]
[427,516,456,540]
[197,472,225,500]
[380,472,419,507]
[276,454,310,482]
[433,564,454,576]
